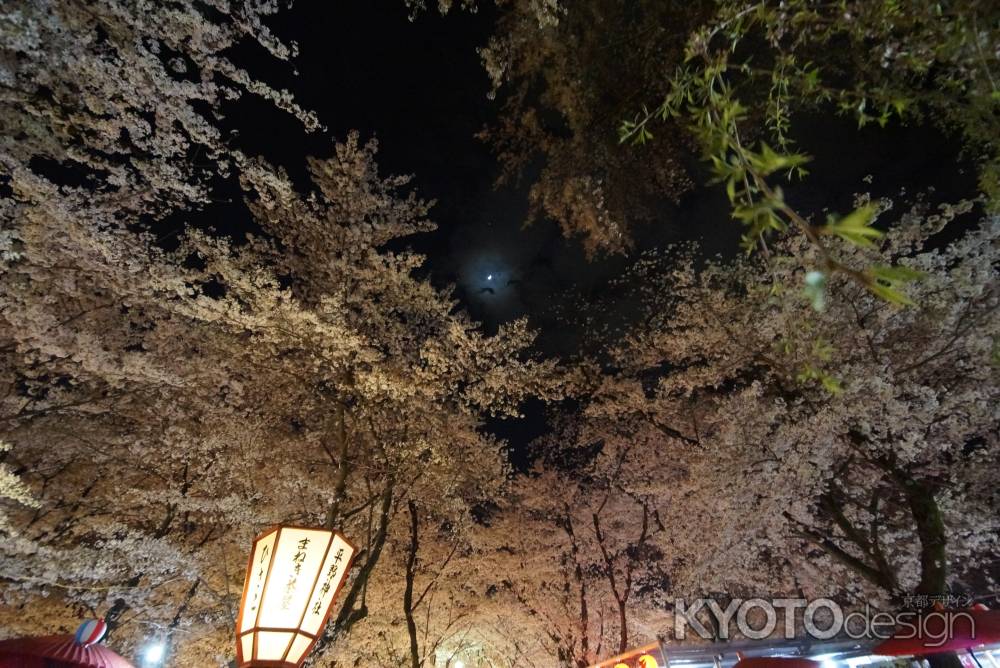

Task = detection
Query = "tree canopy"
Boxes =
[1,1,997,667]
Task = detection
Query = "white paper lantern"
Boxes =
[236,526,355,667]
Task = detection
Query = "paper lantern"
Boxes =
[638,655,659,668]
[591,644,665,668]
[236,526,355,667]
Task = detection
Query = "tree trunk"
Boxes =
[899,477,947,597]
[324,404,351,530]
[404,500,421,668]
[896,475,959,668]
[309,478,395,659]
[103,574,142,639]
[560,508,590,666]
[332,476,394,632]
[617,601,628,653]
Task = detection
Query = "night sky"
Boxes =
[204,0,978,464]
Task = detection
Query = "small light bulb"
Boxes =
[487,274,493,281]
[145,643,164,664]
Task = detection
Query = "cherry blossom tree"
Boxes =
[572,199,999,607]
[1,4,567,663]
[471,202,997,667]
[3,3,997,668]
[0,130,566,663]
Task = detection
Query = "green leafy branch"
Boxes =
[620,56,923,308]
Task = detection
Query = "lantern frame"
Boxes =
[235,525,356,668]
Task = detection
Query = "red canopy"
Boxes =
[735,658,821,668]
[0,635,135,668]
[874,608,1000,656]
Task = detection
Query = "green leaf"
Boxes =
[825,205,882,248]
[870,264,925,283]
[820,374,843,395]
[838,204,877,230]
[796,365,843,395]
[866,282,915,306]
[864,262,923,306]
[754,143,809,175]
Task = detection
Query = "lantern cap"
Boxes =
[74,618,108,647]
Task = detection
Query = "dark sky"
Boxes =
[212,0,978,466]
[222,0,739,347]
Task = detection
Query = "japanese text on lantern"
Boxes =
[248,544,270,614]
[281,538,310,610]
[312,547,345,615]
